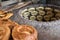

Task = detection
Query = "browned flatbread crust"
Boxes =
[12,25,38,40]
[0,24,10,40]
[0,19,19,29]
[0,10,13,19]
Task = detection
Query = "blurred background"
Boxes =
[0,0,60,7]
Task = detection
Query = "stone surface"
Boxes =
[10,4,60,40]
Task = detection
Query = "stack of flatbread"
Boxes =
[0,10,38,40]
[0,10,13,19]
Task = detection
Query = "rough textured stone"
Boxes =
[10,4,60,40]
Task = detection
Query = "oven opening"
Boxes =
[2,0,8,2]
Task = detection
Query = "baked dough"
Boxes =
[12,25,38,40]
[0,24,10,40]
[0,10,13,19]
[0,19,19,29]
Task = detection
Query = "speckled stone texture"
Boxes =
[10,4,60,40]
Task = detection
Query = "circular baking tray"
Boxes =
[17,4,60,40]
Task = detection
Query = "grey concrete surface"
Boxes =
[9,4,60,40]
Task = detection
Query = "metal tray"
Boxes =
[10,4,60,40]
